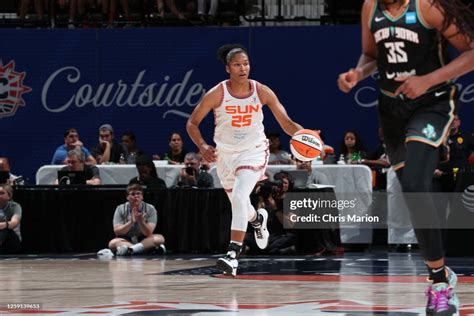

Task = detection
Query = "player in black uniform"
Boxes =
[338,0,474,314]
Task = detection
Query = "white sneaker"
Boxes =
[253,208,269,249]
[216,256,238,277]
[116,245,131,256]
[97,248,114,258]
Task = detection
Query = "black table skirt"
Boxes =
[14,186,232,254]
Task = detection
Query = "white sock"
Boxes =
[131,243,145,254]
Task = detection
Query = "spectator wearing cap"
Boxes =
[0,184,22,254]
[91,124,126,164]
[51,128,96,165]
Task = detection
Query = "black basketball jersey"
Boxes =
[370,0,449,96]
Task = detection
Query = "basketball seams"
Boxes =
[290,139,320,158]
[290,129,323,161]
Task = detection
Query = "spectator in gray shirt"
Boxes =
[0,184,22,254]
[108,184,165,256]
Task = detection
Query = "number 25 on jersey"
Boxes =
[225,105,260,128]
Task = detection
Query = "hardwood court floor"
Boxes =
[0,252,473,315]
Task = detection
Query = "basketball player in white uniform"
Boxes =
[187,44,304,276]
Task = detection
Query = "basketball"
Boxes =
[290,129,324,162]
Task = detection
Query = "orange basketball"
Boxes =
[290,129,324,162]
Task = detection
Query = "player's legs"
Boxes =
[217,169,266,276]
[231,169,269,247]
[400,89,457,314]
[379,90,458,314]
[400,141,458,315]
[399,141,444,260]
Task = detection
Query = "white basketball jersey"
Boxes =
[213,80,266,152]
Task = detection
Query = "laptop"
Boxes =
[0,171,9,184]
[283,170,310,189]
[57,170,87,185]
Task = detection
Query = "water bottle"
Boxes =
[119,153,126,164]
[337,154,346,165]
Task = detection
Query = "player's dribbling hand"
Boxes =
[394,76,430,99]
[200,144,217,163]
[338,68,361,93]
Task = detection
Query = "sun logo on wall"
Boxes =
[0,61,32,118]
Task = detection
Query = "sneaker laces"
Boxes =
[254,226,263,239]
[426,286,452,311]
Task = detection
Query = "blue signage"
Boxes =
[0,27,472,181]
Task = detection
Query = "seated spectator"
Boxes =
[54,149,101,185]
[0,184,22,254]
[0,158,24,186]
[108,184,165,256]
[296,158,330,186]
[437,114,474,175]
[339,130,367,164]
[121,131,144,164]
[272,170,341,255]
[91,124,126,164]
[156,132,188,164]
[176,152,213,188]
[267,132,293,165]
[360,128,390,169]
[360,128,390,188]
[51,128,96,165]
[129,155,166,188]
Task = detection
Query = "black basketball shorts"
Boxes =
[378,85,457,170]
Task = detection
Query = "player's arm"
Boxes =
[258,84,303,137]
[338,0,378,93]
[186,85,221,162]
[416,0,474,86]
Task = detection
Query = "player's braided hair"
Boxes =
[434,0,474,42]
[217,44,248,65]
[379,0,473,42]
